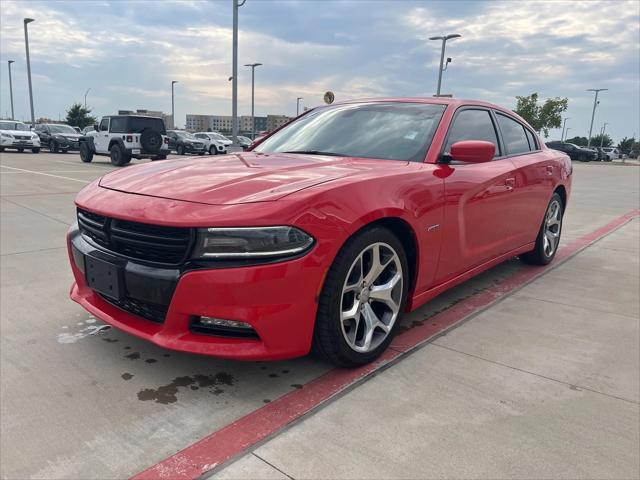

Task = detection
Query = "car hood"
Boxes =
[99,152,400,205]
[0,129,34,136]
[54,133,81,140]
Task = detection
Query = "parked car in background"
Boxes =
[82,126,94,134]
[545,141,596,161]
[236,136,253,150]
[68,97,572,367]
[601,147,621,160]
[167,130,206,155]
[194,132,228,155]
[73,126,82,134]
[0,120,40,153]
[594,147,611,161]
[35,123,82,153]
[79,115,170,166]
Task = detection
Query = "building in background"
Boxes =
[118,109,173,129]
[185,113,286,135]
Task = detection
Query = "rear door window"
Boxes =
[444,109,500,156]
[496,114,530,155]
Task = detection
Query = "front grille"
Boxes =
[78,208,193,265]
[192,143,203,148]
[100,294,168,323]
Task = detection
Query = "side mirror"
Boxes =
[94,124,99,132]
[449,140,495,163]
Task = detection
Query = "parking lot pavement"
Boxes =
[1,151,639,479]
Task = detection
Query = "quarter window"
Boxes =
[444,109,500,157]
[525,129,538,151]
[496,114,530,155]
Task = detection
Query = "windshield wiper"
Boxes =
[282,150,346,157]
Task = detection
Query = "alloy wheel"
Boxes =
[543,199,562,257]
[340,242,403,353]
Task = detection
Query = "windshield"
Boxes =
[0,121,29,131]
[211,133,228,141]
[254,102,446,162]
[49,124,77,134]
[175,131,195,139]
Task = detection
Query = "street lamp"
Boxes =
[564,127,570,140]
[24,18,35,127]
[7,60,15,120]
[561,117,570,142]
[171,80,178,129]
[244,63,262,140]
[84,88,91,109]
[231,0,247,145]
[296,97,303,116]
[586,88,608,148]
[429,33,461,96]
[600,122,609,148]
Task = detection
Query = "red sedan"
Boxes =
[68,98,571,366]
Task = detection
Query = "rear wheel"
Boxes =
[313,226,408,367]
[79,142,93,163]
[32,148,40,153]
[17,148,24,153]
[176,145,185,155]
[109,144,130,167]
[520,193,563,265]
[49,140,59,153]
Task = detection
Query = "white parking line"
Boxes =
[0,165,89,183]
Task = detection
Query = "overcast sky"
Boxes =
[0,0,638,141]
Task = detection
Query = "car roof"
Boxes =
[326,97,530,126]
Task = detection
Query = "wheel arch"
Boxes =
[79,135,95,151]
[553,184,567,208]
[108,137,125,150]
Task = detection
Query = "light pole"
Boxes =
[231,0,247,145]
[296,97,303,116]
[244,63,262,139]
[429,33,461,96]
[7,60,15,120]
[171,80,178,129]
[561,117,570,142]
[84,88,91,109]
[564,128,570,140]
[24,18,35,127]
[586,88,607,148]
[600,122,609,148]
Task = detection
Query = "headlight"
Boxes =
[31,134,39,140]
[1,133,14,138]
[192,226,314,259]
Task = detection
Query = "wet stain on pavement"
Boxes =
[137,372,236,404]
[263,399,271,403]
[145,358,157,364]
[268,373,279,378]
[102,338,119,343]
[121,373,133,380]
[291,384,303,389]
[125,352,141,360]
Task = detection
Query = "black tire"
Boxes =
[32,148,40,153]
[49,140,59,153]
[17,148,24,153]
[520,192,564,266]
[198,151,205,155]
[176,145,185,155]
[109,144,130,167]
[151,155,167,161]
[209,145,217,155]
[312,226,409,367]
[80,142,94,163]
[140,129,162,154]
[0,147,4,152]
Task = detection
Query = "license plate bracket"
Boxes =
[85,255,124,300]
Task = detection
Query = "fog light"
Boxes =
[199,317,252,329]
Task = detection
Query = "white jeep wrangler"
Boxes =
[79,115,170,166]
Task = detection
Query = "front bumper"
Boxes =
[1,136,40,148]
[67,225,325,360]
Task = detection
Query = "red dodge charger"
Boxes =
[68,98,572,366]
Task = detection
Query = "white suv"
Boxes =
[601,147,621,161]
[0,120,41,153]
[194,132,231,155]
[80,115,170,166]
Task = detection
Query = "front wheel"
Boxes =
[17,148,24,153]
[49,141,59,153]
[520,193,563,265]
[32,148,40,153]
[79,143,93,163]
[176,145,185,155]
[209,145,217,155]
[313,226,409,367]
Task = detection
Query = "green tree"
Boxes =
[617,136,636,154]
[565,136,588,146]
[64,103,96,129]
[589,133,613,148]
[514,93,568,138]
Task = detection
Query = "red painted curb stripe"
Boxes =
[132,209,639,480]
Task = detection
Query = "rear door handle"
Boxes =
[505,177,515,190]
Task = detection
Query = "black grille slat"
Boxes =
[77,208,193,265]
[100,294,168,323]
